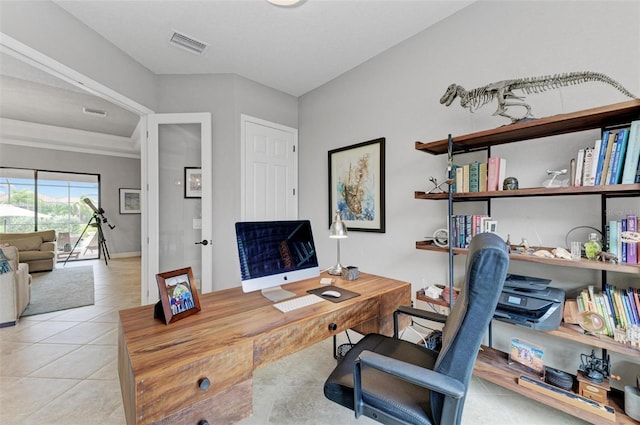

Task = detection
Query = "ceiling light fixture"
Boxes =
[83,107,107,117]
[267,0,304,7]
[169,31,208,55]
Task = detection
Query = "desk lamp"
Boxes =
[328,210,348,276]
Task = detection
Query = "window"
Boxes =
[0,168,100,261]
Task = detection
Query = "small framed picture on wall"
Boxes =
[119,188,141,214]
[184,167,202,198]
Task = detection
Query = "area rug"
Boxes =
[21,265,95,317]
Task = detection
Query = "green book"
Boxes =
[469,162,479,192]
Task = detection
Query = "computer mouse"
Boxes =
[322,290,341,298]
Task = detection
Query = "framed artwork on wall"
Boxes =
[119,188,141,214]
[184,167,202,198]
[155,267,201,324]
[328,137,385,233]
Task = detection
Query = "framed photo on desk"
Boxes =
[155,267,201,324]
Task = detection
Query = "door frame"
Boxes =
[1,34,159,303]
[144,113,213,305]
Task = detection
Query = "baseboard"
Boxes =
[110,252,141,259]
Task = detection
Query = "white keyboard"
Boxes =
[274,294,325,313]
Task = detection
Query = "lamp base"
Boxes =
[327,264,345,276]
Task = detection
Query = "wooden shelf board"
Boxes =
[547,323,640,357]
[416,100,640,155]
[415,241,640,275]
[474,347,634,424]
[415,184,640,200]
[416,289,450,307]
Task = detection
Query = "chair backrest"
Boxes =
[431,232,509,423]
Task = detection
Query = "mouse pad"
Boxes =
[307,285,360,303]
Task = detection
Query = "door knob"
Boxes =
[195,240,209,246]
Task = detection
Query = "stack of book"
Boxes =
[452,157,507,193]
[449,214,496,248]
[574,120,640,186]
[606,215,638,264]
[577,284,640,337]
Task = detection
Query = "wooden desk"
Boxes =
[118,272,411,425]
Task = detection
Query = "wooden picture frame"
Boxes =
[184,167,202,198]
[328,137,385,232]
[119,188,141,214]
[155,267,201,324]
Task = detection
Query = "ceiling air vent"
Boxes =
[169,31,208,55]
[83,107,107,117]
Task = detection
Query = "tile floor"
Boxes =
[0,258,588,425]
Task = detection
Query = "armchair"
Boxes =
[324,232,509,425]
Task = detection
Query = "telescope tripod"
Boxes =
[63,213,111,266]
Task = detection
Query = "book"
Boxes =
[627,215,637,264]
[582,147,594,186]
[594,295,611,336]
[479,162,487,192]
[462,164,470,193]
[469,162,479,192]
[487,157,500,191]
[608,127,629,184]
[497,157,507,191]
[574,148,585,186]
[628,287,639,325]
[621,120,640,184]
[608,220,619,257]
[588,139,602,186]
[599,130,617,185]
[455,166,464,193]
[594,130,610,185]
[605,284,620,328]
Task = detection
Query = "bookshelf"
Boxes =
[415,100,640,424]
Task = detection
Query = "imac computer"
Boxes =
[235,220,320,302]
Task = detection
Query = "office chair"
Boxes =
[324,232,509,425]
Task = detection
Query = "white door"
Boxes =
[241,115,298,220]
[142,113,212,305]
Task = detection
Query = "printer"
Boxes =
[493,274,565,331]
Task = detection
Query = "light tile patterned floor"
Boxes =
[0,258,588,424]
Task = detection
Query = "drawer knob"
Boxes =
[328,323,338,331]
[198,378,211,391]
[198,421,209,425]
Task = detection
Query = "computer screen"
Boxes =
[235,220,320,301]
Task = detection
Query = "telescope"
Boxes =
[64,198,115,266]
[83,198,115,230]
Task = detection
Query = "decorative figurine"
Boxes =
[503,176,519,190]
[440,72,636,123]
[543,169,567,188]
[427,176,452,194]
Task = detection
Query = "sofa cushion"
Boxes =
[18,250,55,262]
[0,236,43,251]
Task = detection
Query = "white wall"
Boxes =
[299,1,640,384]
[156,74,298,289]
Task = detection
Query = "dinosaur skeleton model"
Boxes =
[440,72,637,123]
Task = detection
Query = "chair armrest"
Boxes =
[393,305,447,338]
[357,350,465,399]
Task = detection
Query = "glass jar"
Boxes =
[584,233,602,260]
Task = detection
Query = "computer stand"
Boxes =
[261,286,296,302]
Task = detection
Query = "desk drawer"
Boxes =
[254,297,378,368]
[137,342,252,424]
[151,379,253,425]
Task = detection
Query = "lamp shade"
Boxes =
[329,211,348,239]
